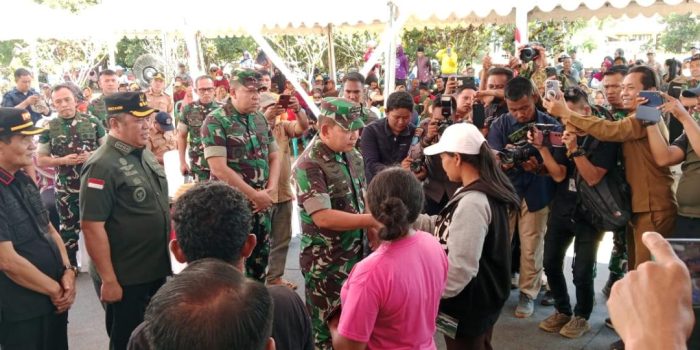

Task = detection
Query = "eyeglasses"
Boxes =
[198,87,215,93]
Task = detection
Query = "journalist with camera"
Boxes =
[529,87,620,339]
[419,96,461,215]
[487,76,562,318]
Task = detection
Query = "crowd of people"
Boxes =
[0,38,699,350]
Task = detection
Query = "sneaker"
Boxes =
[559,316,591,338]
[538,311,571,333]
[605,317,614,330]
[602,276,619,299]
[610,339,625,350]
[515,293,534,318]
[540,290,555,306]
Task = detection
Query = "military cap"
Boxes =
[105,92,158,118]
[319,97,364,131]
[154,111,175,131]
[0,107,45,136]
[682,86,700,98]
[231,69,261,89]
[152,71,165,81]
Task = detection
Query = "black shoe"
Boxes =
[605,317,614,330]
[602,277,619,299]
[540,290,555,306]
[610,339,624,350]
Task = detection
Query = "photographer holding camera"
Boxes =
[487,76,561,318]
[514,44,549,97]
[477,67,514,135]
[419,96,462,215]
[529,87,620,339]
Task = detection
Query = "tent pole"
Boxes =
[108,35,116,69]
[327,24,337,83]
[515,3,529,52]
[383,0,398,106]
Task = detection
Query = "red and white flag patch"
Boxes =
[87,178,105,190]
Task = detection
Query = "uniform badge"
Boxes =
[87,178,105,190]
[133,187,147,202]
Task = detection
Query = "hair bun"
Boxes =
[376,197,409,241]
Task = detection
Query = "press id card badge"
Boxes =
[436,312,459,339]
[568,178,577,192]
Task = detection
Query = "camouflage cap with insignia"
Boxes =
[319,97,364,131]
[231,69,261,89]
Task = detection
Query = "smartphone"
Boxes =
[635,105,662,124]
[278,94,291,108]
[639,91,663,107]
[545,80,560,99]
[454,76,475,90]
[472,102,486,129]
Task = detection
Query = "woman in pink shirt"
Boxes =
[330,167,448,350]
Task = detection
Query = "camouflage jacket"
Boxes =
[293,139,366,270]
[201,101,277,189]
[88,95,108,129]
[177,100,218,164]
[37,113,106,192]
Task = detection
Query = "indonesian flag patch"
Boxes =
[87,178,105,190]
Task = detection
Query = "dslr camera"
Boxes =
[519,44,541,64]
[531,123,563,148]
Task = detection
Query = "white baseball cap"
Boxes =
[424,123,486,156]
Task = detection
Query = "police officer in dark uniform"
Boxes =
[80,92,171,350]
[0,107,77,350]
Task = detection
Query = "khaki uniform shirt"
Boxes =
[146,89,173,114]
[147,127,176,163]
[270,119,300,203]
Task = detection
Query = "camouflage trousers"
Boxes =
[607,227,628,280]
[302,265,347,350]
[245,210,271,282]
[56,190,80,266]
[190,162,210,182]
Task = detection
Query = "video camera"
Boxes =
[519,44,541,64]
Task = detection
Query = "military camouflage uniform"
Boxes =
[201,99,277,282]
[293,98,366,349]
[606,109,629,282]
[37,113,106,265]
[87,95,109,129]
[177,101,218,181]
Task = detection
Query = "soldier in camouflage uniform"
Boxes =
[36,84,107,265]
[88,69,119,129]
[201,69,280,282]
[293,97,380,349]
[177,75,218,181]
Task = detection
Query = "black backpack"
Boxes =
[575,136,632,232]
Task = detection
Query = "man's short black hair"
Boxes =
[14,68,31,80]
[52,83,77,98]
[258,69,271,77]
[386,91,414,112]
[171,182,252,264]
[345,72,365,84]
[603,65,629,77]
[194,75,213,88]
[504,76,536,101]
[487,67,514,81]
[628,65,659,90]
[144,258,273,350]
[98,69,117,78]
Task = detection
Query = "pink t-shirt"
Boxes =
[338,230,448,349]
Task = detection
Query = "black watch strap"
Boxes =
[64,264,79,276]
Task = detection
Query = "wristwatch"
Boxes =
[570,149,586,158]
[63,264,79,276]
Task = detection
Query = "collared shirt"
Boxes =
[146,128,176,163]
[177,100,218,171]
[270,117,301,203]
[359,118,415,183]
[0,168,63,322]
[201,101,278,189]
[293,139,365,277]
[1,87,44,123]
[487,110,561,211]
[79,135,171,286]
[567,112,677,213]
[145,89,173,114]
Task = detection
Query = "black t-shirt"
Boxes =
[127,286,313,350]
[0,169,63,322]
[550,137,620,220]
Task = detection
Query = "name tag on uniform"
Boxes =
[436,312,458,339]
[568,178,577,192]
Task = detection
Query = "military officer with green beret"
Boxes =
[36,84,106,266]
[202,69,280,282]
[88,69,119,129]
[176,75,218,181]
[292,97,380,349]
[80,92,171,350]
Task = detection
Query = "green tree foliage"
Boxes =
[201,36,257,68]
[333,31,378,70]
[496,19,586,55]
[402,25,495,70]
[33,0,98,12]
[659,13,700,53]
[115,37,148,68]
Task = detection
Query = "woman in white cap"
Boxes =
[416,122,519,350]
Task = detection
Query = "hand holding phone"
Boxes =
[639,91,663,107]
[278,94,291,109]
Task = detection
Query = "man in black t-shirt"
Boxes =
[0,108,77,350]
[127,181,313,350]
[528,88,620,339]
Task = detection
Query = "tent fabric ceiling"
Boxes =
[1,0,698,40]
